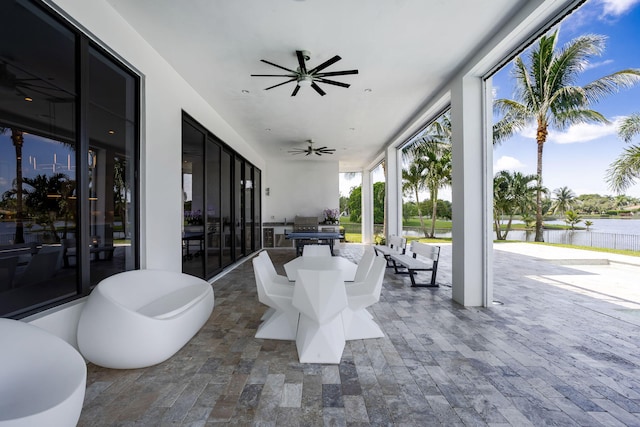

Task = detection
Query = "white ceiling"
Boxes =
[105,0,529,171]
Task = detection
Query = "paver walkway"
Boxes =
[79,243,640,426]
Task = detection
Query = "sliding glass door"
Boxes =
[181,114,260,279]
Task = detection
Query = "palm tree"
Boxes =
[402,161,428,236]
[606,113,640,193]
[493,170,537,240]
[403,113,452,238]
[550,186,576,215]
[494,30,640,242]
[1,127,26,243]
[564,210,582,230]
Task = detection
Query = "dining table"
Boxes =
[283,255,357,282]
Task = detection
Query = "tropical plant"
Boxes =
[564,210,582,230]
[493,170,538,240]
[493,30,640,241]
[1,127,26,243]
[403,113,452,238]
[584,220,593,230]
[15,173,75,242]
[606,113,640,193]
[550,186,576,215]
[402,162,428,236]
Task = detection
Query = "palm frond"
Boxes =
[606,144,640,193]
[618,113,640,143]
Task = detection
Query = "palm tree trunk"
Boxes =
[534,122,547,242]
[12,129,25,244]
[429,188,438,238]
[414,188,426,237]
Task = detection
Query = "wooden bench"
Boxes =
[373,235,406,267]
[389,241,440,287]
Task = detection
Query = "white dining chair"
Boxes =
[302,245,332,257]
[351,246,376,283]
[342,256,386,340]
[293,269,347,364]
[258,251,291,286]
[252,256,299,340]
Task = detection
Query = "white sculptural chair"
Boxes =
[253,256,299,340]
[0,318,86,427]
[302,244,332,257]
[293,269,347,364]
[258,251,292,321]
[351,246,376,283]
[77,269,214,369]
[342,256,386,340]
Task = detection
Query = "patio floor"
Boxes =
[78,243,640,426]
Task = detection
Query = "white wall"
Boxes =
[263,159,340,222]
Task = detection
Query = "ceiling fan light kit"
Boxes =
[251,50,358,96]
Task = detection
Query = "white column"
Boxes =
[385,146,401,238]
[450,75,493,307]
[361,170,373,244]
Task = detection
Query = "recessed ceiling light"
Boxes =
[265,128,271,131]
[364,88,372,92]
[241,89,250,94]
[24,97,33,102]
[108,130,115,135]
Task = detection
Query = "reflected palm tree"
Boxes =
[0,127,25,243]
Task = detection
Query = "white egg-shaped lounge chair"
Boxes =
[77,269,214,369]
[0,318,86,427]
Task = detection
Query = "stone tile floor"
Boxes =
[79,244,640,426]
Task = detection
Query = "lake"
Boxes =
[407,217,640,251]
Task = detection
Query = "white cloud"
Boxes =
[599,0,640,17]
[548,120,619,144]
[584,59,614,71]
[512,118,623,145]
[494,156,525,172]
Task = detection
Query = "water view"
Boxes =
[402,217,640,252]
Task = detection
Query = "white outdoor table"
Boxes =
[284,256,357,282]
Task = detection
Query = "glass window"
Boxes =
[87,47,137,286]
[182,122,205,277]
[0,0,138,317]
[181,114,260,278]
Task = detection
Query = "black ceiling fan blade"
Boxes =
[311,82,326,96]
[315,69,359,77]
[318,149,336,154]
[264,78,296,90]
[251,73,296,77]
[315,151,322,156]
[260,59,297,73]
[288,149,307,154]
[291,85,300,96]
[308,55,341,74]
[296,50,307,74]
[315,78,350,88]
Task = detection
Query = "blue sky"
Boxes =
[493,0,640,199]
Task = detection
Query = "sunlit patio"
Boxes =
[79,244,640,426]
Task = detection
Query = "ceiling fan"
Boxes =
[251,50,358,96]
[0,62,69,102]
[288,140,336,156]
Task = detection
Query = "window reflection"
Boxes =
[0,0,138,317]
